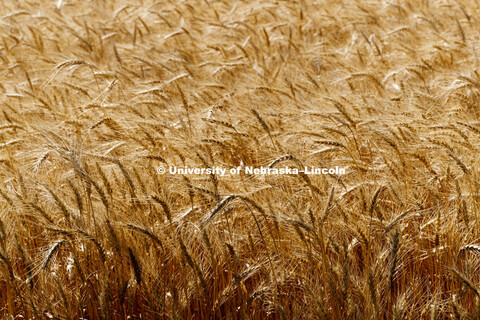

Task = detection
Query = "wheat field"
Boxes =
[1,0,480,318]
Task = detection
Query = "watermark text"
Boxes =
[156,166,346,176]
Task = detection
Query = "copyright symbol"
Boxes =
[156,166,165,174]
